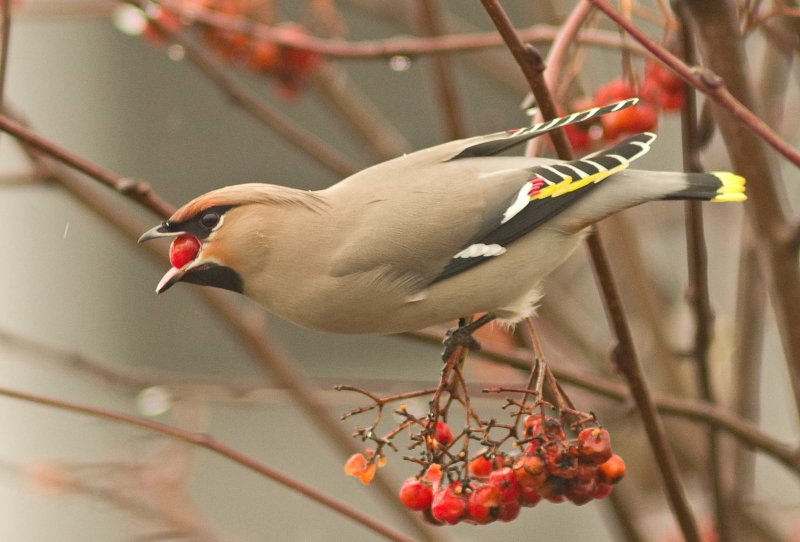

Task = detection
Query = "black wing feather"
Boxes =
[431,132,656,284]
[449,98,639,160]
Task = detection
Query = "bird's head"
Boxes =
[139,191,245,295]
[140,183,326,297]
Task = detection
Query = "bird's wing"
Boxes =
[431,132,657,283]
[445,98,638,160]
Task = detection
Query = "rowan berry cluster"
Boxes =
[117,1,321,100]
[565,59,685,150]
[396,415,625,525]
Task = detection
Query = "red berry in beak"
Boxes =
[169,234,201,269]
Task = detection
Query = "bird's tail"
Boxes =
[661,171,747,202]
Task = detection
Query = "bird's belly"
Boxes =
[255,228,585,335]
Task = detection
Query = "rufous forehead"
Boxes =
[171,195,235,223]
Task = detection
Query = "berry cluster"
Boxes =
[396,415,626,525]
[565,59,685,150]
[200,10,321,100]
[119,1,321,100]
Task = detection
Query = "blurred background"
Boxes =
[0,1,798,540]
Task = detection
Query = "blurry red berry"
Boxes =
[468,454,493,479]
[466,484,501,524]
[542,442,577,479]
[169,234,201,269]
[565,123,591,151]
[513,454,547,488]
[497,499,521,522]
[566,478,598,506]
[519,484,542,507]
[433,420,454,447]
[431,485,466,525]
[578,427,613,464]
[399,478,433,511]
[597,454,626,484]
[601,107,639,140]
[595,78,636,106]
[646,61,683,92]
[575,461,598,483]
[489,467,521,503]
[659,88,685,111]
[594,482,613,499]
[246,40,280,71]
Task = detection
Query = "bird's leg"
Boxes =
[441,313,497,361]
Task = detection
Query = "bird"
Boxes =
[139,98,745,338]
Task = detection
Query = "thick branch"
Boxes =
[681,0,800,409]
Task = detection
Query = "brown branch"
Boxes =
[0,0,11,125]
[587,0,800,169]
[0,385,414,542]
[5,113,438,541]
[159,1,647,59]
[141,6,360,178]
[313,64,412,161]
[674,6,731,540]
[679,0,800,411]
[478,2,702,540]
[0,114,174,217]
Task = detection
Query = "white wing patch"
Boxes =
[454,243,507,258]
[502,183,534,224]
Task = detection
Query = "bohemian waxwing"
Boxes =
[139,99,745,335]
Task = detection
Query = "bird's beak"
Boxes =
[155,264,189,294]
[138,223,180,243]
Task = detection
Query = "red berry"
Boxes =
[468,455,493,479]
[659,88,685,111]
[399,478,433,511]
[632,102,659,132]
[593,482,613,499]
[169,234,201,269]
[594,78,636,106]
[523,414,565,441]
[431,485,466,525]
[597,454,626,484]
[601,107,638,140]
[489,467,521,503]
[565,123,591,151]
[645,61,683,92]
[466,484,501,524]
[542,441,577,479]
[578,427,613,464]
[497,499,521,522]
[575,461,598,483]
[566,478,598,506]
[519,484,542,507]
[513,455,547,488]
[433,420,454,447]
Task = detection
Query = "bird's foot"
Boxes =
[441,313,496,361]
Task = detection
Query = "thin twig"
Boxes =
[0,385,414,542]
[674,5,730,539]
[587,0,800,168]
[477,2,702,540]
[158,1,648,59]
[416,0,465,140]
[0,114,174,217]
[140,5,360,178]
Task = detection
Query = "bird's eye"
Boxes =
[200,212,221,229]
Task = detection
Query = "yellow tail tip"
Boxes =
[711,172,747,202]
